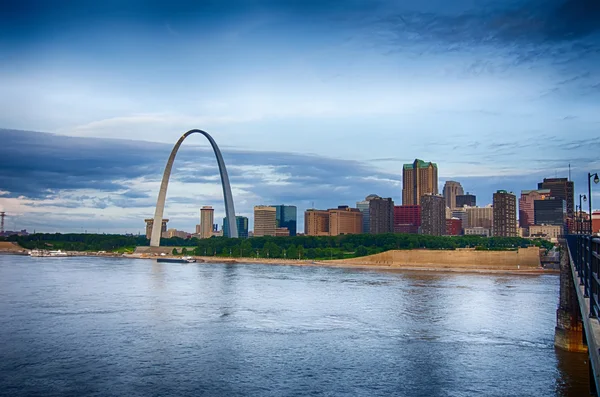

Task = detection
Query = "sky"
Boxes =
[0,0,599,234]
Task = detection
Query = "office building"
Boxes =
[493,190,517,237]
[534,198,566,228]
[538,178,574,218]
[275,227,290,237]
[464,227,491,237]
[144,218,168,241]
[272,205,297,236]
[369,196,394,234]
[254,206,277,237]
[443,181,464,209]
[445,218,462,236]
[329,206,363,236]
[519,189,551,228]
[529,225,562,242]
[223,216,249,239]
[456,193,476,208]
[393,205,421,234]
[356,194,379,233]
[167,228,188,239]
[304,209,330,236]
[466,206,493,230]
[451,208,468,228]
[402,159,438,205]
[199,206,214,239]
[420,194,445,236]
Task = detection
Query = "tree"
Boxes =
[355,245,368,257]
[182,247,188,255]
[172,248,178,255]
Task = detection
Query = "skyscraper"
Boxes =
[328,206,363,236]
[443,181,464,209]
[369,196,394,234]
[456,193,476,207]
[493,190,517,237]
[402,159,438,205]
[534,198,566,228]
[420,194,445,236]
[519,189,551,228]
[199,206,214,239]
[537,178,574,218]
[272,205,297,236]
[223,216,249,239]
[254,206,277,237]
[356,194,378,233]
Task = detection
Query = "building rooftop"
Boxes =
[403,159,438,170]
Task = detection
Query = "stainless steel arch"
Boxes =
[150,129,238,246]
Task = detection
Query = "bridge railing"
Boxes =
[567,235,600,319]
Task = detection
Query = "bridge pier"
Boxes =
[555,240,588,353]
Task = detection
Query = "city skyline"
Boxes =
[1,0,599,233]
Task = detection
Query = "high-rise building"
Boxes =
[537,178,574,218]
[356,194,379,233]
[304,209,330,236]
[254,206,277,237]
[519,189,551,228]
[223,216,249,239]
[456,193,476,208]
[329,206,363,236]
[199,206,214,239]
[443,181,464,209]
[144,218,168,241]
[445,218,462,235]
[465,206,493,230]
[272,205,297,236]
[369,196,394,234]
[493,190,517,237]
[393,205,421,234]
[534,198,566,228]
[402,159,438,205]
[420,194,445,236]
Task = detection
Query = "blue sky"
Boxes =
[0,0,599,234]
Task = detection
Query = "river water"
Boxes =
[0,255,589,396]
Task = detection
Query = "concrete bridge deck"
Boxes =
[558,235,600,395]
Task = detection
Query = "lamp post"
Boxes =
[580,195,587,234]
[588,172,599,234]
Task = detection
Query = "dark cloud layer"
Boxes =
[0,129,401,207]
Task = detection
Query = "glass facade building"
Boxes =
[272,205,297,236]
[223,216,249,239]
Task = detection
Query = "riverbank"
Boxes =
[1,245,556,275]
[134,250,558,275]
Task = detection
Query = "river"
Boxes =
[0,255,589,396]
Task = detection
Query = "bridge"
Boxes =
[557,234,600,395]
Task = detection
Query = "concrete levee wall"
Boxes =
[332,247,541,269]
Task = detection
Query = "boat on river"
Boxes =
[29,249,69,257]
[157,256,196,263]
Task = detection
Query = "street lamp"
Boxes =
[588,172,599,234]
[579,195,587,234]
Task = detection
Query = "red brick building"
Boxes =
[445,218,462,235]
[394,205,421,234]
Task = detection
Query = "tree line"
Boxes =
[3,232,553,259]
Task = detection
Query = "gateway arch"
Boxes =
[150,129,238,247]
